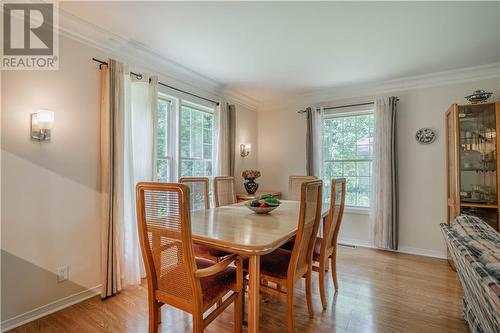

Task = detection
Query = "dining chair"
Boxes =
[136,182,243,333]
[179,177,230,262]
[244,179,323,333]
[214,176,237,207]
[288,176,317,200]
[312,178,346,310]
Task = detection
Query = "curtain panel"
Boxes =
[371,96,399,250]
[214,102,234,177]
[100,59,157,298]
[228,104,236,177]
[100,59,124,299]
[305,107,324,178]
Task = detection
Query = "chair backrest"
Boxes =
[288,176,317,200]
[288,180,323,280]
[136,182,202,311]
[322,179,346,255]
[179,177,210,211]
[214,176,236,207]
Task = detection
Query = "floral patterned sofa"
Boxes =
[440,215,500,333]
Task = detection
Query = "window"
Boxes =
[154,95,216,184]
[322,110,374,208]
[155,98,172,182]
[180,102,214,178]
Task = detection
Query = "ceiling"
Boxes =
[60,1,500,102]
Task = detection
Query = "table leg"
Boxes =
[247,255,260,333]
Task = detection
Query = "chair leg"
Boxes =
[331,252,339,291]
[216,257,223,308]
[148,298,160,333]
[157,304,162,324]
[193,313,203,333]
[234,291,243,333]
[286,287,294,333]
[318,260,327,310]
[305,271,314,318]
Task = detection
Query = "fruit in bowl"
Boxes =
[245,194,281,214]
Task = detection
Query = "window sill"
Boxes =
[343,207,370,215]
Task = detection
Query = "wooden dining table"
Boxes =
[190,200,330,333]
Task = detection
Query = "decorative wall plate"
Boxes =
[416,128,436,144]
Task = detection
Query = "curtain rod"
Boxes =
[92,58,220,106]
[297,99,399,114]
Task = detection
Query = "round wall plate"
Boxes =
[415,128,436,144]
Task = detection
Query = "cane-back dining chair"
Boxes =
[244,180,323,333]
[179,177,230,262]
[288,176,317,201]
[313,178,346,309]
[136,182,243,333]
[214,176,237,207]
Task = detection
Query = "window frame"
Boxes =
[322,107,374,213]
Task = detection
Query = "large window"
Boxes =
[154,95,215,183]
[180,103,214,178]
[322,110,374,208]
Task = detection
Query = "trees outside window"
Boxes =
[322,112,374,208]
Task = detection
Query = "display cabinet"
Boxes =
[446,102,500,231]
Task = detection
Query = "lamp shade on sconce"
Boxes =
[31,110,54,141]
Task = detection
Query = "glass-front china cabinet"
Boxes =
[446,102,500,231]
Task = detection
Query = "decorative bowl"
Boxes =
[465,90,493,104]
[244,202,279,214]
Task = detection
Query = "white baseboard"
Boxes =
[1,285,101,332]
[338,238,375,249]
[397,246,447,260]
[338,238,447,260]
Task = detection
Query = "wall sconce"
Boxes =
[31,110,54,142]
[240,143,251,157]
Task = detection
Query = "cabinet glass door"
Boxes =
[458,104,497,205]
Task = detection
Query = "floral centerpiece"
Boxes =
[242,169,261,195]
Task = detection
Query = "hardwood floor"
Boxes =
[8,247,468,333]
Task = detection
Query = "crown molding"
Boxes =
[260,62,500,111]
[56,7,259,110]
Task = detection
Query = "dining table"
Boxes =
[190,200,330,333]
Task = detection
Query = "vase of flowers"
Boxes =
[242,170,261,195]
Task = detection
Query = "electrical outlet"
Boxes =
[57,265,69,283]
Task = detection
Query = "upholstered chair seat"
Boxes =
[193,244,230,261]
[196,258,237,308]
[243,248,292,280]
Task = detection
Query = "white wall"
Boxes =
[258,78,500,257]
[234,104,259,193]
[1,36,105,322]
[1,34,259,326]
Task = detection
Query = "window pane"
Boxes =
[156,99,170,158]
[180,103,215,180]
[156,159,169,182]
[181,160,193,177]
[322,111,374,208]
[203,144,212,160]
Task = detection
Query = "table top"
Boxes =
[191,200,329,255]
[236,191,282,200]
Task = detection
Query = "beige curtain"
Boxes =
[100,59,125,298]
[214,102,229,176]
